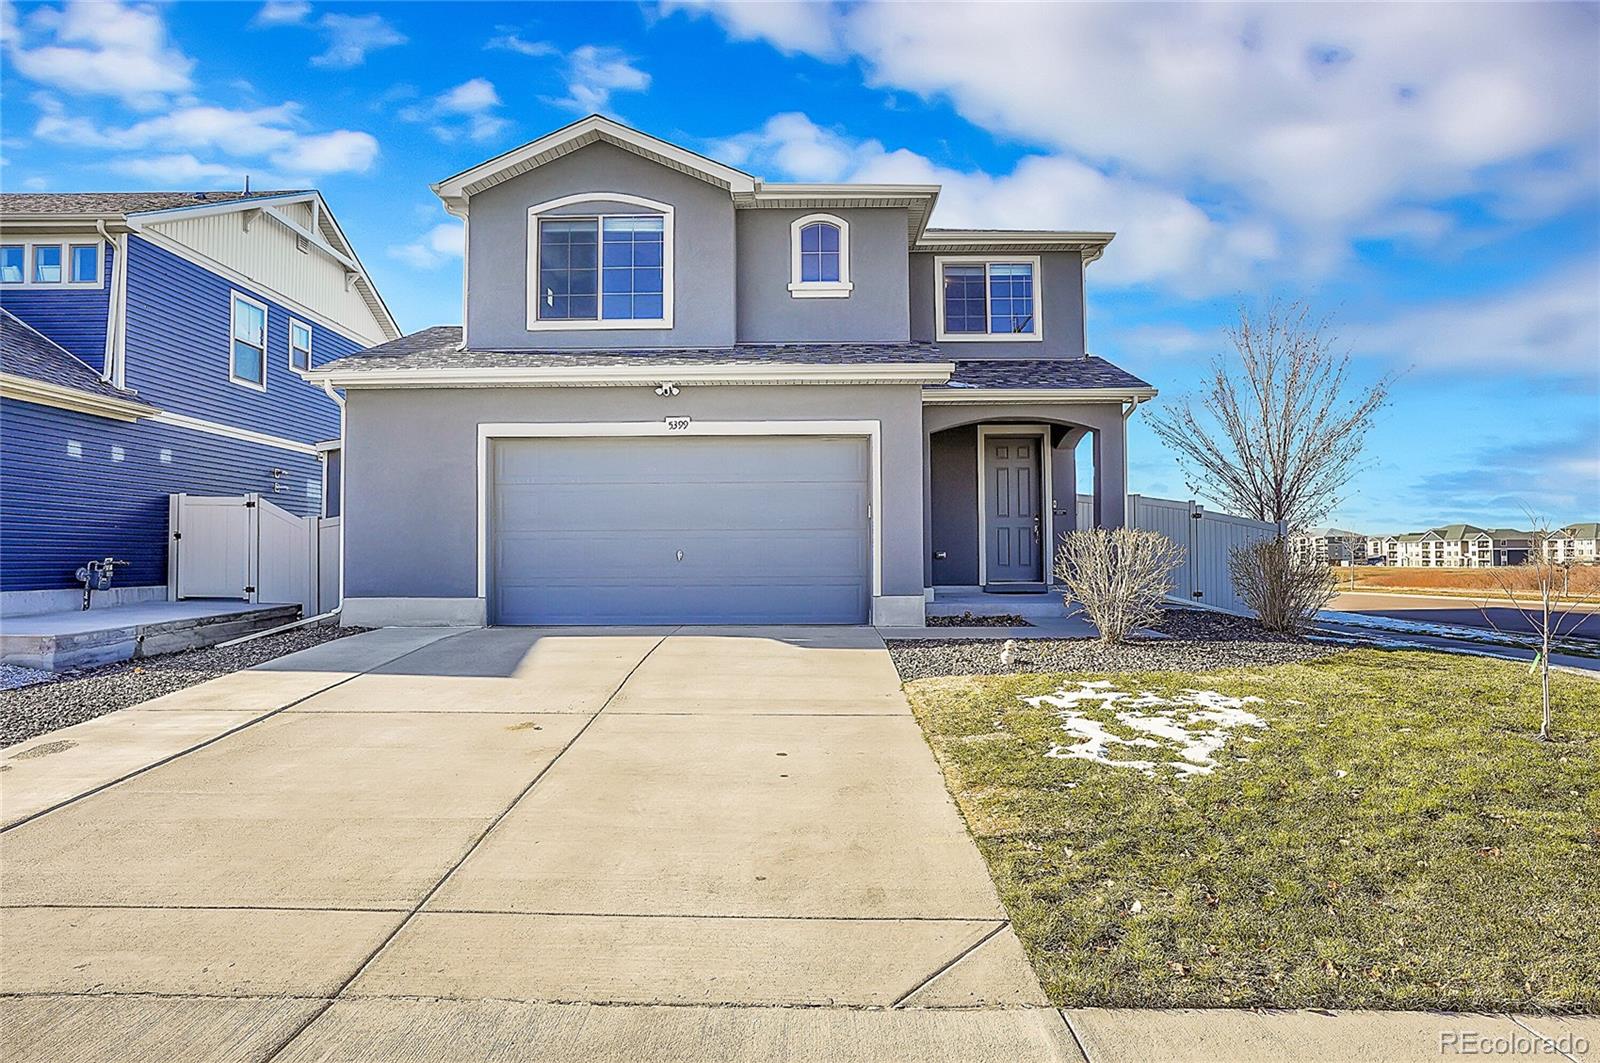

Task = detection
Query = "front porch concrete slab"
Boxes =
[0,906,402,997]
[1061,1008,1549,1062]
[350,911,1010,1007]
[291,628,664,714]
[272,999,1086,1063]
[0,995,324,1063]
[428,711,1005,919]
[0,709,589,908]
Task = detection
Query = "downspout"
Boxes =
[321,379,347,616]
[96,221,127,385]
[447,201,470,350]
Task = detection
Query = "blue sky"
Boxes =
[3,0,1597,532]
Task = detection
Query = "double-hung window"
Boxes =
[528,195,673,330]
[788,213,852,297]
[935,256,1042,341]
[289,319,313,373]
[230,292,268,390]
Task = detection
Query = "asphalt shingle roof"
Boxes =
[327,325,1154,393]
[0,308,142,401]
[0,190,306,217]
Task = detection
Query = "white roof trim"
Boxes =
[916,229,1116,263]
[923,386,1157,405]
[309,362,957,389]
[433,114,758,206]
[0,371,159,422]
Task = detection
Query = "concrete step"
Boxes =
[0,602,301,671]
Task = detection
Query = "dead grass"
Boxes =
[906,649,1600,1011]
[1347,566,1600,596]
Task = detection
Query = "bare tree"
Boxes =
[1148,300,1392,529]
[1055,528,1184,645]
[1475,515,1600,740]
[1229,537,1336,633]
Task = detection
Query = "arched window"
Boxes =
[788,213,852,298]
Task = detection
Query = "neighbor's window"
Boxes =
[32,244,62,283]
[937,258,1040,340]
[289,319,313,373]
[230,292,268,388]
[536,215,665,322]
[789,213,851,297]
[69,243,99,283]
[0,245,22,283]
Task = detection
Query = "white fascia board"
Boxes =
[922,386,1158,405]
[432,115,758,204]
[0,372,158,422]
[124,192,317,227]
[915,230,1116,260]
[310,362,958,389]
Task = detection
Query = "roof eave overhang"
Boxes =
[914,231,1116,264]
[0,215,135,234]
[432,114,759,206]
[922,386,1157,406]
[0,372,159,422]
[310,362,958,389]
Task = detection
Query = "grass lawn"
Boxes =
[905,648,1600,1011]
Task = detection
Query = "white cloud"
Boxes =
[117,153,239,184]
[535,44,650,114]
[716,113,1278,297]
[389,221,464,269]
[399,78,509,144]
[3,0,195,109]
[309,12,405,69]
[672,2,1600,249]
[485,31,556,58]
[1356,263,1600,377]
[36,99,379,179]
[252,0,309,27]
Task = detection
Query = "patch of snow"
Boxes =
[1026,681,1268,777]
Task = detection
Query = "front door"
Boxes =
[984,435,1042,584]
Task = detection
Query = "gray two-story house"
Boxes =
[313,115,1155,627]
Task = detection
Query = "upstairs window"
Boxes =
[935,257,1042,341]
[289,319,313,373]
[70,243,99,283]
[0,245,21,283]
[527,194,674,330]
[789,213,852,298]
[230,292,268,390]
[32,244,62,283]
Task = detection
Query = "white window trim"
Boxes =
[933,254,1044,343]
[288,317,313,376]
[788,212,853,299]
[229,290,270,392]
[0,238,104,289]
[525,192,674,331]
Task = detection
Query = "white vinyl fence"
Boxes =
[1077,493,1285,615]
[168,494,341,616]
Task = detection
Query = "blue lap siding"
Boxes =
[123,236,357,445]
[0,244,113,373]
[0,398,322,593]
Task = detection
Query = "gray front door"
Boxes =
[985,435,1042,584]
[491,436,870,625]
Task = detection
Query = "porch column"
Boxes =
[1053,427,1088,533]
[1091,424,1129,528]
[921,428,934,592]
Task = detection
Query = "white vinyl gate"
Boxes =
[168,494,341,616]
[1076,493,1285,615]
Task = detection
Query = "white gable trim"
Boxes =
[433,114,757,206]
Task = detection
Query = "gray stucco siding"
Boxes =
[466,141,737,349]
[341,383,928,612]
[909,250,1087,359]
[735,208,910,343]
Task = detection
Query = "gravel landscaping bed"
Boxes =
[891,607,1339,679]
[925,611,1033,628]
[0,624,368,748]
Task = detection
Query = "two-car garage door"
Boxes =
[490,436,870,625]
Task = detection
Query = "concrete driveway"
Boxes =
[1,626,1077,1062]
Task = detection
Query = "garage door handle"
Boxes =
[676,549,684,562]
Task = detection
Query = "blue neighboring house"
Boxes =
[0,191,400,614]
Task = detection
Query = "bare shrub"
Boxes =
[1229,537,1335,634]
[1055,528,1184,645]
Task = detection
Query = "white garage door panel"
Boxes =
[491,436,871,625]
